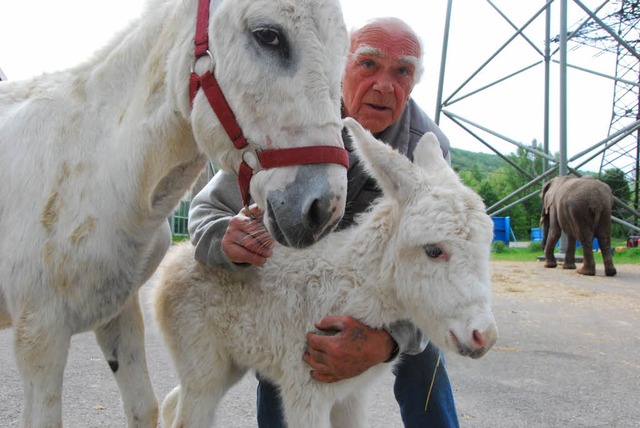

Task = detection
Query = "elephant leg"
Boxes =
[95,293,158,427]
[597,233,617,277]
[543,226,561,268]
[577,241,596,276]
[563,236,577,270]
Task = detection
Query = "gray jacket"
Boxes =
[188,98,450,356]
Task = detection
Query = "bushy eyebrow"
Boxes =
[351,45,419,69]
[352,45,383,58]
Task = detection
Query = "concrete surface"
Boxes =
[1,260,638,427]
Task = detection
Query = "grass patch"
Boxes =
[172,234,189,244]
[491,240,640,264]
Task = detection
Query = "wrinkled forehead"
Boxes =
[350,24,421,61]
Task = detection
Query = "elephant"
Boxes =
[541,176,617,276]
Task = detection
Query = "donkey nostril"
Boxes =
[472,330,485,349]
[306,198,320,226]
[304,197,330,232]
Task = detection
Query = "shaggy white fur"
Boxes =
[153,118,498,428]
[0,0,348,426]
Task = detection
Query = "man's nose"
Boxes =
[372,73,395,94]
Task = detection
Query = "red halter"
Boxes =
[189,0,349,206]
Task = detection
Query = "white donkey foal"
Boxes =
[153,119,498,428]
[0,0,349,426]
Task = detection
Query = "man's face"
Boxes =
[342,24,420,135]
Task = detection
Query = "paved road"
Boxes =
[1,261,638,427]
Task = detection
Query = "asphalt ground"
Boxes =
[1,260,638,427]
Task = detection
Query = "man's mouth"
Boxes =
[366,103,390,111]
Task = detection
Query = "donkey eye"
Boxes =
[423,244,444,259]
[252,26,290,61]
[253,28,281,47]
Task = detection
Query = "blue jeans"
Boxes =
[256,341,459,427]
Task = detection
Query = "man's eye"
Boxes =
[423,244,444,259]
[359,59,375,69]
[398,66,411,76]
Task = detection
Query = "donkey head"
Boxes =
[345,118,498,359]
[190,0,349,248]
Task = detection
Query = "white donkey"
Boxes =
[153,119,499,428]
[0,0,349,426]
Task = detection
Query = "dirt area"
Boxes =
[491,259,639,310]
[445,260,640,427]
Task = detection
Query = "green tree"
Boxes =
[477,180,499,208]
[599,168,633,238]
[599,168,631,203]
[495,142,544,240]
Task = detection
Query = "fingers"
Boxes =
[221,206,274,265]
[245,203,264,219]
[304,317,396,383]
[304,353,340,383]
[303,348,341,384]
[314,314,348,332]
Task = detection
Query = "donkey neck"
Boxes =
[327,202,407,326]
[73,1,205,233]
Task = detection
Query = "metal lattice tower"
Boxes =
[436,0,640,236]
[570,0,640,227]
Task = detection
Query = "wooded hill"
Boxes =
[450,147,504,176]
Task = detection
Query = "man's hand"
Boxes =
[221,204,274,266]
[304,315,397,383]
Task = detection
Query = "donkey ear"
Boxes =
[344,118,419,202]
[413,132,450,175]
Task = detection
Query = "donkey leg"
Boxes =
[160,323,246,427]
[164,362,245,428]
[281,385,332,428]
[156,287,245,425]
[95,292,157,427]
[14,307,71,428]
[0,289,11,328]
[331,391,369,428]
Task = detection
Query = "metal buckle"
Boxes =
[242,148,261,172]
[190,49,214,75]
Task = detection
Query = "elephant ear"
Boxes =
[541,180,554,215]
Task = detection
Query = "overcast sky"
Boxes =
[0,0,617,170]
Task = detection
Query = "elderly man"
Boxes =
[188,17,459,427]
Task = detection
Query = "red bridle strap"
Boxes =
[237,146,350,208]
[190,0,349,207]
[189,0,247,150]
[259,146,350,169]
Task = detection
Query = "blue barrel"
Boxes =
[575,238,600,251]
[492,216,511,244]
[531,228,543,242]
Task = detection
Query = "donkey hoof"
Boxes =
[544,261,557,268]
[605,267,617,277]
[563,263,576,270]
